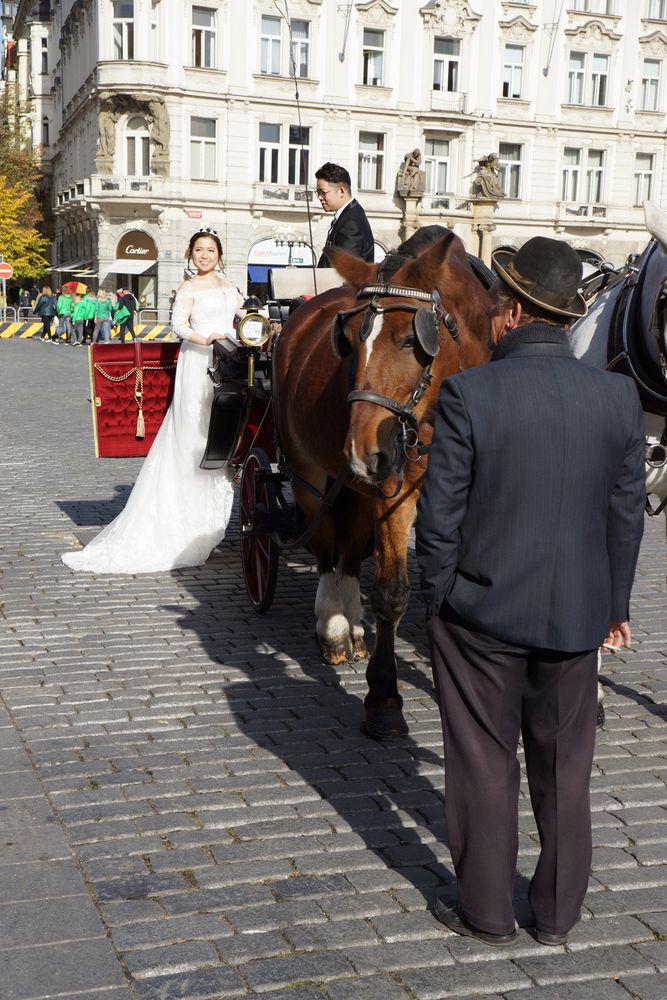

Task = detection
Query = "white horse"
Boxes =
[569,201,667,519]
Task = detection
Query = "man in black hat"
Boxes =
[415,236,645,948]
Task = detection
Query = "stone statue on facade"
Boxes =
[97,108,119,159]
[470,153,505,200]
[147,98,170,175]
[397,149,426,197]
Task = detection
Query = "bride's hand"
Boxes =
[206,333,226,345]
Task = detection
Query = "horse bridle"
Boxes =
[333,282,460,497]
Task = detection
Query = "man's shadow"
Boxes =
[57,484,133,526]
[168,542,455,906]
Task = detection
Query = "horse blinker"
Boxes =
[413,307,441,357]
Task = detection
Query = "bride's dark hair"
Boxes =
[186,226,223,263]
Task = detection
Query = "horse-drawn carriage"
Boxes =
[89,215,667,739]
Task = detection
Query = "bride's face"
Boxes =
[191,236,221,274]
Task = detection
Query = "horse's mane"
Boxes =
[377,225,495,290]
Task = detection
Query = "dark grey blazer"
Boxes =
[415,323,646,652]
[317,199,374,267]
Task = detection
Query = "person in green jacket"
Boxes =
[55,289,73,343]
[70,294,87,346]
[82,291,97,344]
[92,289,113,343]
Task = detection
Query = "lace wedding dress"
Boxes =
[62,280,242,573]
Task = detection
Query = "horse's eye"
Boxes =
[401,336,415,350]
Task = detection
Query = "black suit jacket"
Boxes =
[318,198,374,267]
[415,324,646,652]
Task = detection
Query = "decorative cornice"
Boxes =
[499,16,538,39]
[564,19,622,44]
[419,0,481,34]
[639,30,667,56]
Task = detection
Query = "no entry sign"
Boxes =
[0,262,14,280]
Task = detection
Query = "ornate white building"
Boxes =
[9,0,667,311]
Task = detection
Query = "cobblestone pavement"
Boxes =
[1,337,666,1000]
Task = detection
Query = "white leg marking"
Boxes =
[337,573,364,641]
[315,572,350,644]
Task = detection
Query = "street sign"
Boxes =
[0,262,13,280]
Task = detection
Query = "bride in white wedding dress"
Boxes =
[62,228,244,574]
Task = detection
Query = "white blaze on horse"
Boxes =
[569,201,667,521]
[272,228,493,740]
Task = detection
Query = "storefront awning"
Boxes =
[54,259,92,273]
[100,258,157,279]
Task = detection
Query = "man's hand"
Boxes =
[601,621,632,654]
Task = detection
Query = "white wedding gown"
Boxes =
[62,280,242,573]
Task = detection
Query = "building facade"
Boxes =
[8,0,667,312]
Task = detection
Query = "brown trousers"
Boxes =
[428,615,598,936]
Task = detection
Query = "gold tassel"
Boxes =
[136,407,145,438]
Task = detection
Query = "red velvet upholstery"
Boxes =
[90,342,180,458]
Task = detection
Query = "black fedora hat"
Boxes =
[492,237,587,318]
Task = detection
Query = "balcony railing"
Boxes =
[252,183,315,206]
[561,203,607,220]
[431,90,466,113]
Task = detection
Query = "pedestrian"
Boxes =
[115,287,137,342]
[168,288,177,320]
[92,289,113,343]
[34,286,57,341]
[62,226,243,573]
[69,293,86,346]
[82,289,97,343]
[55,287,73,343]
[415,237,646,948]
[314,162,374,267]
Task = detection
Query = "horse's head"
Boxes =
[327,234,492,487]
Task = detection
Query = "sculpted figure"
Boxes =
[397,149,426,197]
[98,109,119,158]
[147,98,170,156]
[471,153,505,200]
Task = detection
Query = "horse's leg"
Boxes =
[334,490,375,661]
[291,480,354,665]
[362,494,416,740]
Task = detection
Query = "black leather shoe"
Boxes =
[534,928,568,946]
[433,898,518,946]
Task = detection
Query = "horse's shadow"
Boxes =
[165,555,456,906]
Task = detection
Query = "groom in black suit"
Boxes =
[415,237,645,948]
[315,162,374,267]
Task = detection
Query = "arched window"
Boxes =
[126,115,150,176]
[41,116,49,146]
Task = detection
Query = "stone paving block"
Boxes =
[111,913,234,950]
[122,939,220,978]
[620,972,667,1000]
[100,899,168,926]
[0,937,128,999]
[398,959,531,998]
[158,883,274,915]
[225,900,329,933]
[566,914,656,950]
[634,939,667,972]
[132,966,245,999]
[242,950,355,992]
[0,795,58,830]
[0,824,71,864]
[247,990,324,1000]
[503,981,633,1000]
[0,894,105,948]
[95,872,193,901]
[514,942,654,985]
[369,910,445,943]
[196,859,294,887]
[218,929,291,964]
[326,974,413,1000]
[0,857,83,903]
[284,918,380,952]
[596,864,667,890]
[585,886,667,917]
[343,939,456,974]
[316,890,403,921]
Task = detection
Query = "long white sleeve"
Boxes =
[170,288,197,342]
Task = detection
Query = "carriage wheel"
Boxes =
[240,448,279,614]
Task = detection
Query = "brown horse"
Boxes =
[272,229,492,740]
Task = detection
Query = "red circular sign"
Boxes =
[0,262,14,280]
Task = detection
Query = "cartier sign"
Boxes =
[116,229,157,261]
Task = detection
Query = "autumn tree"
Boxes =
[0,88,49,278]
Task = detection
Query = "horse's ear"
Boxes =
[324,248,377,290]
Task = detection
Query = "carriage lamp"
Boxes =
[237,313,272,387]
[237,313,271,348]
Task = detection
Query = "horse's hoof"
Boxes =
[351,635,369,661]
[361,707,409,742]
[316,631,353,666]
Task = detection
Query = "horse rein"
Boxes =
[338,283,460,498]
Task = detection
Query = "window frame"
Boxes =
[562,147,581,202]
[357,130,385,191]
[289,19,310,79]
[190,116,217,181]
[634,152,654,206]
[433,36,460,93]
[641,58,661,111]
[502,43,524,99]
[362,27,385,87]
[258,122,281,183]
[424,136,451,195]
[647,0,667,18]
[260,14,282,75]
[126,116,151,178]
[192,5,216,69]
[498,142,523,199]
[112,0,135,61]
[287,125,310,186]
[586,148,605,204]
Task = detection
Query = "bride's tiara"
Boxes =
[192,225,219,238]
